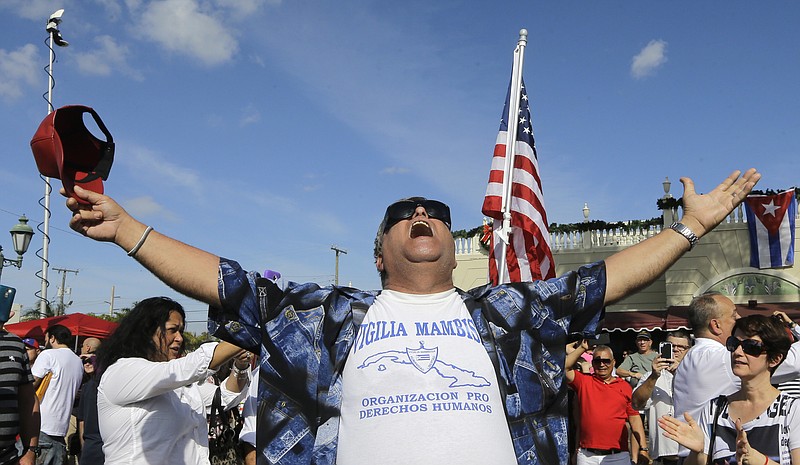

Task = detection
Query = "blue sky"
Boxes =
[1,1,798,332]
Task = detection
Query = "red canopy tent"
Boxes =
[5,313,118,343]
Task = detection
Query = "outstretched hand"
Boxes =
[65,185,133,243]
[679,168,761,236]
[657,413,705,454]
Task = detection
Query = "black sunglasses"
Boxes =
[591,358,613,365]
[383,199,452,232]
[726,336,767,356]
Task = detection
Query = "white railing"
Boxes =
[454,202,800,255]
[454,235,484,255]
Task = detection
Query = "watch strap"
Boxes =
[669,222,699,250]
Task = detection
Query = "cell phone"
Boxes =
[586,333,610,346]
[0,285,16,322]
[659,342,673,360]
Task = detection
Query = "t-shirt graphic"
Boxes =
[359,339,491,388]
[336,289,516,465]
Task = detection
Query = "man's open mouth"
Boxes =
[410,221,433,238]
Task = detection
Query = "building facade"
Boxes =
[453,197,800,333]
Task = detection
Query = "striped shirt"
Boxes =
[0,330,34,464]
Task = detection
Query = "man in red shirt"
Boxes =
[567,342,647,465]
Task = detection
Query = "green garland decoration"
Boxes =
[656,197,682,211]
[452,225,485,239]
[749,187,799,199]
[548,217,663,234]
[453,187,797,245]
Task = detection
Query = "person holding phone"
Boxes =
[631,330,692,465]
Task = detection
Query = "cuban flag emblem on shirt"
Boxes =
[743,189,796,269]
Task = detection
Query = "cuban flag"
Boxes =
[743,189,796,269]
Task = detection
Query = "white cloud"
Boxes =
[249,54,266,68]
[380,167,410,175]
[0,0,60,21]
[74,35,143,80]
[0,44,40,99]
[631,39,668,79]
[123,145,203,194]
[92,0,124,19]
[305,211,347,235]
[135,0,239,66]
[125,195,178,221]
[213,0,271,21]
[240,104,261,125]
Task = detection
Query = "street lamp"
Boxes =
[662,177,672,199]
[0,216,35,283]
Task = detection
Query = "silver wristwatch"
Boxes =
[669,222,699,250]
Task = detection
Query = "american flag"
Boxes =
[481,77,555,285]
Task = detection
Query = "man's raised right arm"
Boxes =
[66,185,221,306]
[565,339,588,383]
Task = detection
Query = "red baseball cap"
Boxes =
[30,105,115,204]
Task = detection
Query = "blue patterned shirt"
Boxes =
[209,258,606,465]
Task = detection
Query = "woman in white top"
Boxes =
[659,314,800,465]
[96,296,248,464]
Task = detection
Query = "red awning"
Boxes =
[5,312,118,342]
[600,310,667,333]
[600,302,800,333]
[665,302,800,330]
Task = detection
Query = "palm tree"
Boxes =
[21,302,57,321]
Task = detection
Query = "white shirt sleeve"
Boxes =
[632,371,654,410]
[219,370,251,410]
[698,400,714,456]
[238,374,259,447]
[101,342,218,406]
[787,397,800,451]
[772,340,800,383]
[31,350,53,379]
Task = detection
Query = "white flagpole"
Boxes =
[496,28,528,284]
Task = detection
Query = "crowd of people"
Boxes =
[564,295,800,465]
[2,167,799,465]
[0,302,254,465]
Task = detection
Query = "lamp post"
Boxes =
[0,216,35,283]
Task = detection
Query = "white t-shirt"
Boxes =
[31,347,84,436]
[98,342,239,465]
[337,289,516,465]
[699,393,800,465]
[634,370,679,458]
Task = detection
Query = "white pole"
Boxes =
[109,285,115,315]
[40,30,56,316]
[496,29,528,284]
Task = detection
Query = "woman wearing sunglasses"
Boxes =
[659,315,800,465]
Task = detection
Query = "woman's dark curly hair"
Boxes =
[96,296,186,376]
[733,314,793,373]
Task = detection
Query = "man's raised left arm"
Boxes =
[604,169,760,305]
